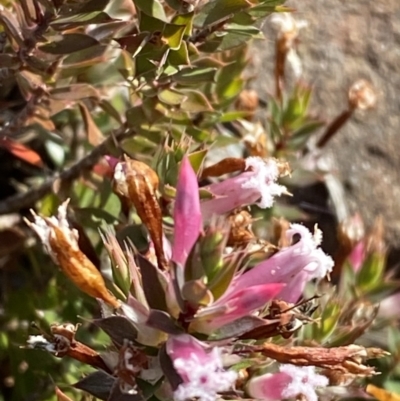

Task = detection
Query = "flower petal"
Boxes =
[172,157,202,265]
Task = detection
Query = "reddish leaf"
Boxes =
[0,138,43,167]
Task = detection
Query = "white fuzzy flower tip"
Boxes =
[242,157,288,209]
[172,347,237,401]
[27,199,79,256]
[287,223,334,279]
[280,365,329,401]
[270,12,308,35]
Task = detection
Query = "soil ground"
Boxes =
[252,0,400,262]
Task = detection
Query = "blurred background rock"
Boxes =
[251,0,400,265]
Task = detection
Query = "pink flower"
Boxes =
[166,334,237,401]
[192,283,284,333]
[200,157,287,220]
[227,224,334,303]
[172,157,202,265]
[247,364,329,401]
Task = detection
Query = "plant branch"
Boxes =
[0,126,132,214]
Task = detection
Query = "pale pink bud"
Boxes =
[172,157,202,265]
[201,157,287,220]
[348,240,365,272]
[166,334,237,401]
[227,224,334,303]
[247,365,328,401]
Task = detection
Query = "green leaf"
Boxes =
[50,84,100,101]
[180,90,213,112]
[188,149,208,173]
[288,120,325,149]
[218,110,251,122]
[197,0,251,27]
[198,31,254,53]
[61,44,108,69]
[163,23,186,50]
[158,89,187,105]
[318,300,341,341]
[208,255,239,300]
[171,12,194,36]
[76,0,111,13]
[39,33,100,54]
[168,42,190,66]
[248,0,285,19]
[139,12,165,33]
[134,0,167,21]
[50,12,114,29]
[173,67,217,84]
[357,253,386,292]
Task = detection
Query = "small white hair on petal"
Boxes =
[287,224,334,279]
[243,157,287,209]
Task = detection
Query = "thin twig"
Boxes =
[0,126,132,214]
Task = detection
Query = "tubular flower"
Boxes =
[172,156,202,265]
[270,12,308,78]
[26,200,120,308]
[191,283,284,333]
[166,334,237,401]
[226,224,334,303]
[201,157,288,220]
[247,364,329,401]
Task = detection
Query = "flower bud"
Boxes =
[26,201,120,308]
[348,80,377,110]
[113,157,167,269]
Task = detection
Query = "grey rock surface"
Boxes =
[251,0,400,251]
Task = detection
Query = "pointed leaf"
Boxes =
[74,371,115,400]
[159,344,183,390]
[51,12,114,29]
[94,316,137,347]
[134,0,167,20]
[146,310,184,334]
[79,103,105,146]
[136,254,168,311]
[163,23,186,50]
[198,0,251,27]
[211,315,267,340]
[39,33,99,54]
